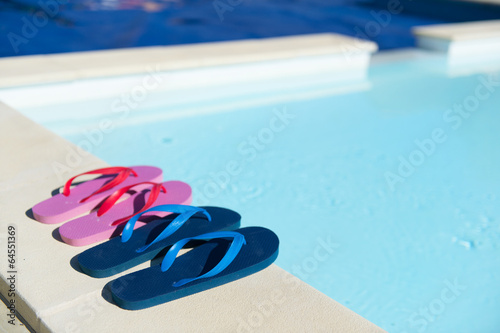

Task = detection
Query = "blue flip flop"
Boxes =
[78,205,241,278]
[109,226,279,310]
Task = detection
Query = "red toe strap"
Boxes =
[95,182,167,226]
[62,167,138,202]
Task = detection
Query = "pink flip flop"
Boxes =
[32,166,162,224]
[59,180,192,246]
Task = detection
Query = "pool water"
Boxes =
[3,0,497,57]
[14,53,500,332]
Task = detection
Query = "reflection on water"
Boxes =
[2,0,75,26]
[1,0,181,13]
[81,0,180,12]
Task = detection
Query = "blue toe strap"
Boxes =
[160,231,246,287]
[121,204,212,253]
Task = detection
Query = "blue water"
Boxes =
[17,53,500,332]
[1,0,499,57]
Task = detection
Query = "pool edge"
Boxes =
[0,33,377,89]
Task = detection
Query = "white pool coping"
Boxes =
[413,20,500,55]
[0,33,377,89]
[0,34,384,333]
[412,19,500,75]
[414,20,500,41]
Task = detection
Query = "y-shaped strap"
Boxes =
[104,182,167,226]
[160,231,246,287]
[121,205,212,253]
[63,167,138,202]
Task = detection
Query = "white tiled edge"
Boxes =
[0,34,384,332]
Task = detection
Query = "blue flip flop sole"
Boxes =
[109,226,279,310]
[78,206,241,278]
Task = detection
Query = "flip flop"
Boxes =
[109,227,279,310]
[33,166,162,224]
[78,205,241,278]
[59,181,192,246]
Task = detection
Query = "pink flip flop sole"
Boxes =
[59,181,192,246]
[32,166,162,224]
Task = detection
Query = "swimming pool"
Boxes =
[6,50,500,332]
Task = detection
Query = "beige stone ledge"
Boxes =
[0,33,377,89]
[412,20,500,73]
[413,20,500,41]
[413,20,500,55]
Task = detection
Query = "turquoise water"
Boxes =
[19,54,500,332]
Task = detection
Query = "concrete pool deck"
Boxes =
[0,34,384,332]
